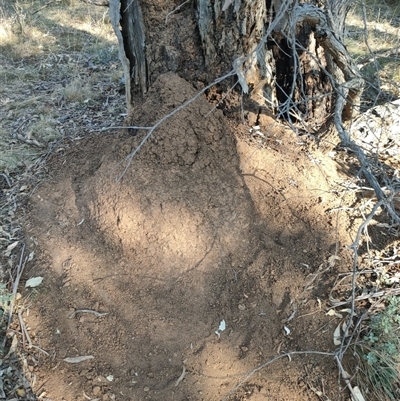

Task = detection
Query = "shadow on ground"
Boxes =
[21,73,357,401]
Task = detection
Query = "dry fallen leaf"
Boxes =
[352,386,366,401]
[5,334,18,358]
[326,309,343,318]
[25,276,43,288]
[63,355,94,363]
[4,241,19,257]
[328,254,341,268]
[333,323,341,345]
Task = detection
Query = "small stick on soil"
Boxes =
[302,377,333,401]
[337,199,384,360]
[30,344,49,356]
[0,173,12,188]
[18,310,32,348]
[31,0,56,15]
[3,244,27,348]
[175,365,186,387]
[16,134,44,148]
[68,309,108,318]
[335,355,366,401]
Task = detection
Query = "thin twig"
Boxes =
[335,355,359,400]
[175,365,186,387]
[3,244,27,348]
[221,351,334,401]
[68,309,108,318]
[30,344,49,356]
[0,173,12,188]
[165,0,190,24]
[331,287,400,308]
[31,0,57,15]
[337,200,384,360]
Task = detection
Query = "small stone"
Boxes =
[258,113,275,127]
[238,304,246,311]
[93,376,108,386]
[144,386,150,392]
[93,386,101,396]
[246,111,258,126]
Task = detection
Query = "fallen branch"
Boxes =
[3,244,27,348]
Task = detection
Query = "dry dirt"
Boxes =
[21,73,360,401]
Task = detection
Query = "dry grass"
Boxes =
[346,0,400,106]
[0,0,123,171]
[0,0,114,59]
[0,5,124,398]
[343,4,400,397]
[62,76,97,103]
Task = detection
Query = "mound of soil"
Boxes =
[23,73,354,400]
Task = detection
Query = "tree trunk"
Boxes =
[109,0,400,226]
[110,0,362,129]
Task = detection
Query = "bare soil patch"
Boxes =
[20,73,360,400]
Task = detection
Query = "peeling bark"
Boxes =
[109,0,132,109]
[197,0,362,126]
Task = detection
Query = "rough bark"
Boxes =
[110,0,204,105]
[109,0,132,108]
[111,0,362,128]
[110,0,400,230]
[120,0,147,97]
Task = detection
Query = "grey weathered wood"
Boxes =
[196,0,362,126]
[120,0,147,97]
[109,0,132,109]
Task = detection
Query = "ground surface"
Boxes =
[20,73,360,401]
[1,1,400,401]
